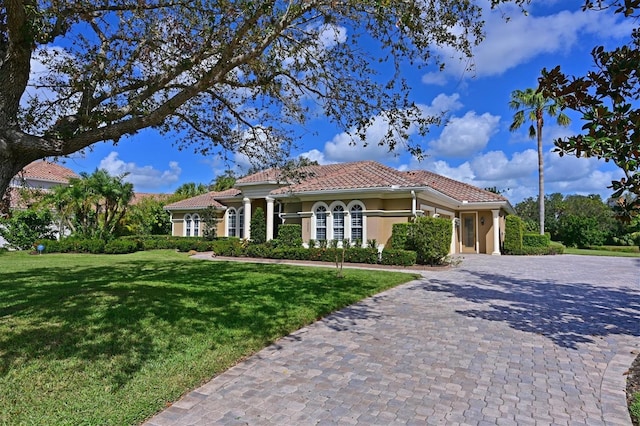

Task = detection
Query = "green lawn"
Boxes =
[564,247,640,257]
[0,250,417,425]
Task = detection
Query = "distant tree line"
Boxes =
[515,193,640,248]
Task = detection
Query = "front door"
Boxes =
[461,213,476,253]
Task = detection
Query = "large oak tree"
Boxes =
[0,0,527,197]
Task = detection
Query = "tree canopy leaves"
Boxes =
[0,0,528,196]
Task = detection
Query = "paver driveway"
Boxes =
[145,254,640,425]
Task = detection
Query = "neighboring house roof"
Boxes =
[130,192,171,206]
[164,189,241,210]
[403,170,507,203]
[17,161,79,184]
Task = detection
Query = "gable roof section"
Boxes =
[404,170,507,203]
[164,188,241,210]
[269,161,418,195]
[235,163,352,186]
[18,161,79,184]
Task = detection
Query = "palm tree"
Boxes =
[509,88,570,235]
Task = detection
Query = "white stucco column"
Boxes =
[243,197,252,240]
[266,197,274,241]
[450,218,457,255]
[491,209,501,255]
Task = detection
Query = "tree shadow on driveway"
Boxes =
[413,270,640,350]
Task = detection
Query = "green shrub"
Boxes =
[522,233,551,248]
[407,217,452,265]
[35,239,61,253]
[175,238,199,252]
[504,215,525,254]
[250,207,267,244]
[276,224,303,248]
[212,238,244,256]
[308,247,335,262]
[381,249,417,266]
[389,223,411,249]
[344,247,379,264]
[0,209,55,250]
[558,215,607,248]
[519,245,563,255]
[104,239,141,254]
[245,244,274,258]
[56,237,106,254]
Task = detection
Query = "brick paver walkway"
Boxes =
[145,254,639,425]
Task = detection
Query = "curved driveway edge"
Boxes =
[145,254,639,425]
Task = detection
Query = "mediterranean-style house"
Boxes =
[7,160,80,210]
[164,161,515,255]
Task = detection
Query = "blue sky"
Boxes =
[54,0,631,205]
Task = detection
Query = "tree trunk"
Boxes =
[537,111,545,235]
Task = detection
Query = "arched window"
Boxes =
[185,214,192,237]
[193,214,200,237]
[238,207,245,239]
[315,205,327,241]
[350,204,363,242]
[227,208,237,237]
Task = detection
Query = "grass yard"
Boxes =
[0,250,417,425]
[564,247,640,257]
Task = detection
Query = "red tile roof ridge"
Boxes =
[19,160,79,183]
[404,170,507,202]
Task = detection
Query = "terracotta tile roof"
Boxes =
[404,170,507,203]
[235,163,351,185]
[164,189,241,210]
[18,161,78,184]
[270,161,418,194]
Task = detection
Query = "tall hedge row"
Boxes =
[503,215,525,254]
[408,217,452,265]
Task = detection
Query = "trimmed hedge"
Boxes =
[522,233,551,248]
[275,224,303,248]
[504,215,525,254]
[408,217,452,265]
[104,239,141,254]
[390,223,411,249]
[381,249,417,266]
[34,235,416,266]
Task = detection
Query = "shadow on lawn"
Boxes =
[0,258,384,390]
[413,269,640,350]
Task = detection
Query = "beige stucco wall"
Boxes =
[169,209,225,237]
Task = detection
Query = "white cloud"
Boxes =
[317,24,347,49]
[430,160,476,183]
[99,152,181,190]
[321,94,463,163]
[424,4,634,83]
[428,111,500,158]
[421,72,448,86]
[298,149,335,165]
[470,149,537,180]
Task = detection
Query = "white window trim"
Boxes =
[329,201,347,242]
[347,200,366,246]
[238,207,245,239]
[311,201,329,241]
[193,213,200,237]
[226,208,237,237]
[184,214,192,237]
